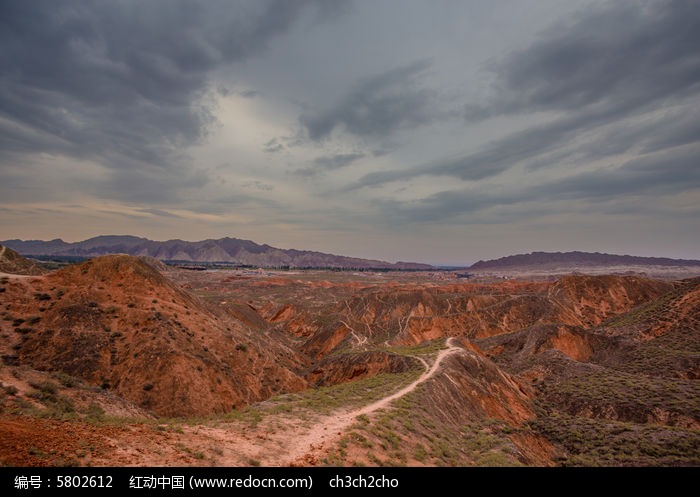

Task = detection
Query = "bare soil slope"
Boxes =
[0,245,45,276]
[1,255,307,417]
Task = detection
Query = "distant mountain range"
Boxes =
[470,251,700,270]
[1,236,433,270]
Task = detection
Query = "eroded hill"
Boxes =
[0,261,697,466]
[1,255,307,417]
[0,245,45,276]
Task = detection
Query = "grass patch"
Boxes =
[606,286,684,329]
[224,370,422,426]
[386,338,448,357]
[537,369,700,422]
[323,381,523,467]
[531,414,700,466]
[610,328,700,378]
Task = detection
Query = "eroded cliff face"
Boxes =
[306,351,419,387]
[260,275,670,358]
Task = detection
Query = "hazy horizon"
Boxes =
[2,1,699,265]
[6,233,700,268]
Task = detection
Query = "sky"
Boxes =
[1,0,699,265]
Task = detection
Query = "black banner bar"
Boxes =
[0,467,681,495]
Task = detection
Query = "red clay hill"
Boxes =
[1,254,307,417]
[0,245,45,276]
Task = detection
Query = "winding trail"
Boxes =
[279,337,462,466]
[95,338,465,467]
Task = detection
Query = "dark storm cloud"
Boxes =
[348,116,583,189]
[538,145,700,201]
[300,60,438,141]
[294,152,364,177]
[637,110,700,154]
[0,0,328,196]
[314,152,364,170]
[470,0,700,119]
[352,0,700,194]
[378,144,700,223]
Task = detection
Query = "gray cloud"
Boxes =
[300,60,438,141]
[350,0,700,192]
[538,145,700,201]
[0,0,328,197]
[472,0,700,119]
[348,115,583,189]
[2,0,698,263]
[263,138,285,153]
[189,192,282,215]
[240,180,274,191]
[375,143,700,224]
[294,152,365,177]
[314,152,364,170]
[97,167,210,204]
[135,208,183,219]
[238,90,259,99]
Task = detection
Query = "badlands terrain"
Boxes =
[0,245,698,466]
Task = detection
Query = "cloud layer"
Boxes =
[1,0,698,263]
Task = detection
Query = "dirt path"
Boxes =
[0,271,34,279]
[277,337,462,466]
[91,338,463,467]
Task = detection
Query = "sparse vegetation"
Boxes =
[30,381,59,395]
[52,372,77,388]
[531,415,700,466]
[223,369,421,427]
[3,384,19,396]
[324,378,525,467]
[537,369,700,422]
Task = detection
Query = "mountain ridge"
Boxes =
[1,236,432,270]
[471,251,700,270]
